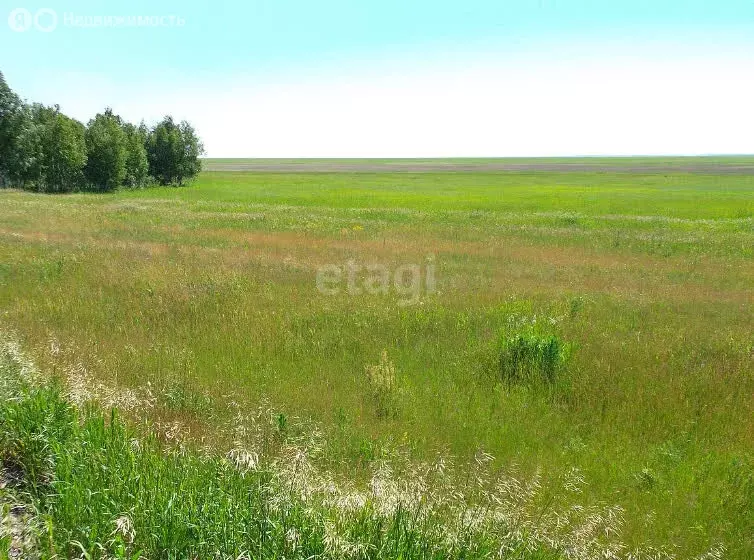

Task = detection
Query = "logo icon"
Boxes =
[8,7,32,31]
[34,8,57,32]
[7,8,58,32]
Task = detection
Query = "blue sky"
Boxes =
[2,0,754,157]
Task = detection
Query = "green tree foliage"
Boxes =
[122,122,150,188]
[147,116,204,185]
[27,104,87,193]
[0,71,30,186]
[84,109,128,191]
[0,71,203,192]
[178,120,203,182]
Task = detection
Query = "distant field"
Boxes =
[1,158,752,557]
[203,155,754,173]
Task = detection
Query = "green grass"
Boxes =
[0,346,563,559]
[1,160,753,557]
[128,170,754,218]
[497,333,570,387]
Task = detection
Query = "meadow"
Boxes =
[1,158,753,558]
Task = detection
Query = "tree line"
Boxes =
[0,71,203,193]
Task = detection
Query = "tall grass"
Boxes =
[365,350,398,419]
[0,339,616,560]
[497,333,570,387]
[0,167,752,557]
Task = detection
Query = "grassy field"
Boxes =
[0,344,564,559]
[1,159,753,558]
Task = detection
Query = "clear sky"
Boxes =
[2,0,753,157]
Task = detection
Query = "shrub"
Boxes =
[498,333,570,387]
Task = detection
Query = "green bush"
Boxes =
[498,333,570,387]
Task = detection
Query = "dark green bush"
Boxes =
[498,333,570,386]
